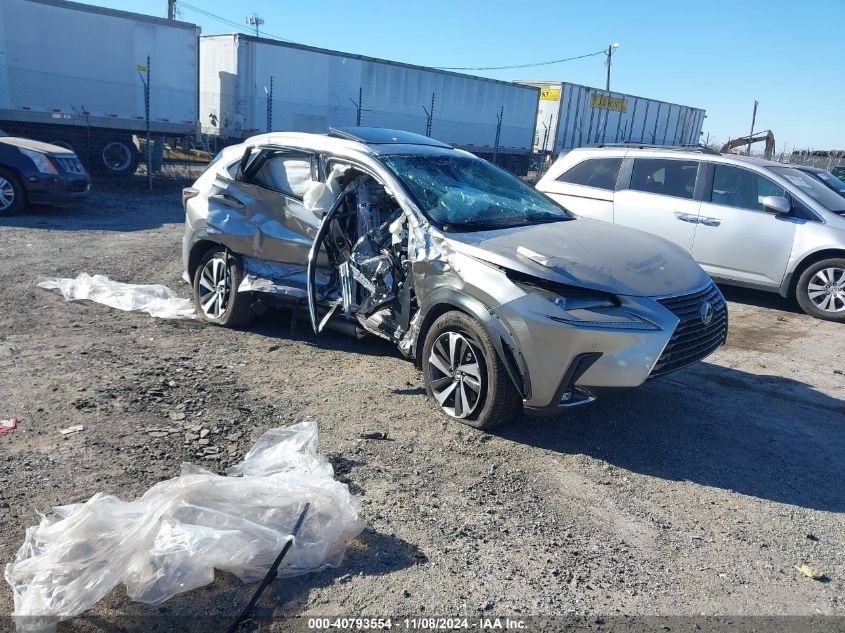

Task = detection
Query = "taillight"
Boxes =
[182,187,199,210]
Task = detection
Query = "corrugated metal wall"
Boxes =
[520,81,705,153]
[200,35,539,154]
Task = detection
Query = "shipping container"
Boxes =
[200,34,539,171]
[515,81,705,155]
[0,0,199,174]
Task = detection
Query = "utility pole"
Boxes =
[246,13,264,37]
[605,42,620,92]
[747,100,758,156]
[167,0,176,20]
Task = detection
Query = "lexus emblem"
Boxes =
[700,301,714,326]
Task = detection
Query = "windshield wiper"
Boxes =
[523,213,570,224]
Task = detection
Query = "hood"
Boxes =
[0,136,74,155]
[444,218,710,297]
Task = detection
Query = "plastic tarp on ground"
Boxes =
[4,422,365,633]
[36,273,196,320]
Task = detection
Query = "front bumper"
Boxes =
[24,173,90,205]
[491,282,727,411]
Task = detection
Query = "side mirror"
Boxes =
[761,195,790,215]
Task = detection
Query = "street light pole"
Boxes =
[605,42,620,92]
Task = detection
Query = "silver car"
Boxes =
[182,128,727,429]
[536,145,845,322]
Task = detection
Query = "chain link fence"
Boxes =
[768,150,845,175]
[0,61,212,189]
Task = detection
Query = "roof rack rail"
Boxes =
[585,142,720,155]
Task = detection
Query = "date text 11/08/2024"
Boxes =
[307,618,527,630]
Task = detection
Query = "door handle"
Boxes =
[699,217,722,227]
[674,213,700,224]
[210,193,245,209]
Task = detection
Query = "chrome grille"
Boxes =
[651,282,728,377]
[54,156,85,174]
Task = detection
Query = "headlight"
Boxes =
[520,283,659,330]
[19,148,57,175]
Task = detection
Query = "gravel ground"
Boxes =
[1,182,844,631]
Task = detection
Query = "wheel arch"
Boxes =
[783,248,845,298]
[414,289,530,399]
[0,165,27,210]
[188,239,225,279]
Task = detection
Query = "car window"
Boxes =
[629,158,698,199]
[768,166,845,212]
[252,154,313,198]
[381,153,572,230]
[710,165,785,212]
[812,170,845,194]
[555,157,622,191]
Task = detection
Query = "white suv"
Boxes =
[536,146,845,321]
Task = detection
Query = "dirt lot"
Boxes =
[1,182,844,631]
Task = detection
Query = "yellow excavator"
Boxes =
[720,130,775,159]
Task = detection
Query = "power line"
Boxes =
[178,2,292,42]
[433,49,606,71]
[172,4,607,74]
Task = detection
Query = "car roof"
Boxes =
[791,164,824,174]
[560,145,789,169]
[241,127,458,158]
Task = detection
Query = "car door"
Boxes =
[692,163,799,288]
[210,146,320,265]
[613,157,702,252]
[539,156,622,222]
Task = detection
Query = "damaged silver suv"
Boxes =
[182,128,727,429]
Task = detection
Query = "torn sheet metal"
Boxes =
[4,422,364,633]
[237,257,318,298]
[36,274,195,320]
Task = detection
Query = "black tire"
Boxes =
[95,137,140,176]
[422,310,522,430]
[192,248,254,327]
[795,258,845,322]
[0,167,26,216]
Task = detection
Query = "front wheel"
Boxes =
[795,258,845,322]
[0,167,26,215]
[422,311,522,430]
[192,249,254,327]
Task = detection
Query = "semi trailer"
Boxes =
[199,34,540,173]
[516,80,706,155]
[0,0,200,176]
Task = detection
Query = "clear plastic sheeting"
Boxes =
[4,422,365,633]
[36,273,195,320]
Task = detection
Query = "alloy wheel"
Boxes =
[198,257,231,319]
[0,177,15,211]
[427,331,484,419]
[807,267,845,313]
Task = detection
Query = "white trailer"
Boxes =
[515,81,706,155]
[200,34,539,172]
[0,0,199,175]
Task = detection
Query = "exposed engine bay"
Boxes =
[306,167,414,343]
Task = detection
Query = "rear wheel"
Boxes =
[95,137,140,176]
[422,311,521,430]
[0,167,25,215]
[192,249,254,327]
[795,258,845,322]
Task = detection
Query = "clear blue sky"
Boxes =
[96,0,843,150]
